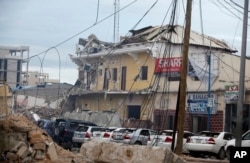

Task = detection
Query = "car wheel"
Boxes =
[217,148,225,160]
[134,141,142,145]
[226,146,233,160]
[189,151,199,158]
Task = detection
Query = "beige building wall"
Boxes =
[22,71,59,86]
[0,84,13,117]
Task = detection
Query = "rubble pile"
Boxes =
[80,140,187,163]
[0,114,228,163]
[0,114,86,163]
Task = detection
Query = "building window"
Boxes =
[168,76,180,81]
[17,60,21,71]
[128,105,141,119]
[121,66,126,90]
[112,68,117,81]
[103,68,110,90]
[140,66,148,80]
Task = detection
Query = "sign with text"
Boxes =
[154,57,182,76]
[187,93,217,114]
[230,147,250,163]
[224,85,239,104]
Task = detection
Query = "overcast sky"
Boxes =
[0,0,247,84]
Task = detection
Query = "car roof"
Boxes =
[55,118,97,126]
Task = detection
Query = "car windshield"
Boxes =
[76,126,88,132]
[69,122,81,130]
[114,128,135,133]
[91,127,104,132]
[199,132,219,138]
[159,131,173,136]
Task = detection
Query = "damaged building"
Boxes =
[69,25,250,134]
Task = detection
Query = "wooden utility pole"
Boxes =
[175,0,192,155]
[235,0,248,147]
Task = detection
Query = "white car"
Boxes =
[111,128,156,145]
[186,131,234,159]
[92,127,118,141]
[225,130,250,159]
[72,125,105,148]
[147,130,194,154]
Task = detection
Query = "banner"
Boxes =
[154,57,182,76]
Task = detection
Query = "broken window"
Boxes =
[103,68,110,90]
[112,68,117,81]
[121,66,126,90]
[140,66,148,80]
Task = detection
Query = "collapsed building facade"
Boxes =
[69,25,250,134]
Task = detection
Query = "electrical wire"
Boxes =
[95,0,100,24]
[29,0,138,61]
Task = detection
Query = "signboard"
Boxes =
[224,85,239,104]
[154,57,182,76]
[187,93,217,114]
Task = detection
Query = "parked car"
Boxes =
[111,127,136,143]
[95,127,118,141]
[186,131,235,159]
[53,118,97,149]
[225,130,250,159]
[111,128,157,145]
[148,130,194,154]
[72,125,105,148]
[36,119,55,138]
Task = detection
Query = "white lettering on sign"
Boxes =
[234,151,247,158]
[158,58,181,68]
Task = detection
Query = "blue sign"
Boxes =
[187,93,217,114]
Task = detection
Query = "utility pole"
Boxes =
[235,0,248,147]
[207,52,211,131]
[175,0,192,155]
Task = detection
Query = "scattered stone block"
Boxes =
[33,142,46,151]
[35,150,46,160]
[16,145,30,159]
[10,141,26,153]
[28,130,43,139]
[6,152,17,161]
[47,142,58,161]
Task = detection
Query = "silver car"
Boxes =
[111,128,157,145]
[72,125,104,148]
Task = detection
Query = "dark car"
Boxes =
[53,118,97,149]
[37,119,55,138]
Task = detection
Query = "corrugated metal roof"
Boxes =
[123,25,236,52]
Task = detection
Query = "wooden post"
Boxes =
[175,0,192,155]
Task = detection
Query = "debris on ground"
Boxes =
[0,114,86,163]
[0,114,229,163]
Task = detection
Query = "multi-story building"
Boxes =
[0,46,29,89]
[22,71,59,86]
[69,25,250,134]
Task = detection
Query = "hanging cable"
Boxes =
[29,0,138,60]
[94,0,100,24]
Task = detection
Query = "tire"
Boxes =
[217,148,225,160]
[189,151,199,158]
[134,141,142,145]
[226,146,233,160]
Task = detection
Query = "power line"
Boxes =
[29,0,138,60]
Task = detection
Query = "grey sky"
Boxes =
[0,0,247,84]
